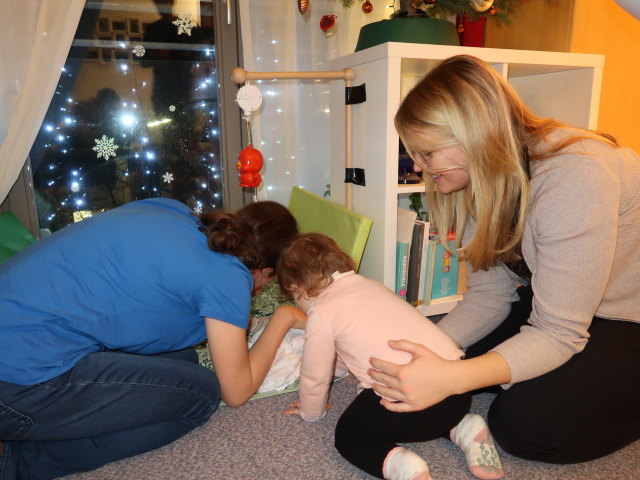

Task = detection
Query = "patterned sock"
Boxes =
[382,446,433,480]
[450,414,504,479]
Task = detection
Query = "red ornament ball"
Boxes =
[236,144,264,188]
[320,14,337,31]
[362,1,373,14]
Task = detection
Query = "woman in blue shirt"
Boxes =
[0,198,303,480]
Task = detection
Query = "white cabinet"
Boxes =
[329,42,604,315]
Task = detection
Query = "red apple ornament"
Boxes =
[236,144,264,188]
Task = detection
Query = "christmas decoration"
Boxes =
[193,205,203,215]
[298,0,309,14]
[362,0,373,14]
[343,0,556,23]
[236,144,263,188]
[31,6,222,235]
[162,172,174,184]
[92,135,118,160]
[470,0,494,12]
[172,12,197,36]
[320,15,337,37]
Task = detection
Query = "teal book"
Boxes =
[431,230,459,300]
[395,241,410,299]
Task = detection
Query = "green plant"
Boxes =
[409,192,427,221]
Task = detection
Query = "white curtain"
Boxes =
[238,0,388,205]
[0,0,85,203]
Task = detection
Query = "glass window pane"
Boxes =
[30,0,224,233]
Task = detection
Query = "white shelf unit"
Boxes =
[329,42,604,316]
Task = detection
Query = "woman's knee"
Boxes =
[487,389,576,463]
[185,366,220,425]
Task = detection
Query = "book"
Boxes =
[421,229,438,305]
[431,230,459,300]
[422,229,459,304]
[416,220,431,305]
[395,207,417,299]
[406,220,427,305]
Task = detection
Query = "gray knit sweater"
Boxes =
[438,129,640,386]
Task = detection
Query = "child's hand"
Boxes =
[284,401,303,417]
[273,305,307,330]
[284,401,332,417]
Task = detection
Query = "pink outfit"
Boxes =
[298,271,464,422]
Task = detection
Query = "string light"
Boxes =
[29,6,229,232]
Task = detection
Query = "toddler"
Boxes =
[277,233,504,480]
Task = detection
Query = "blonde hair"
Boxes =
[395,55,617,271]
[277,232,355,299]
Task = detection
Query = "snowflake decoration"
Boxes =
[92,135,118,159]
[70,182,80,193]
[162,172,174,184]
[193,205,203,215]
[133,44,146,57]
[172,13,197,36]
[169,105,176,112]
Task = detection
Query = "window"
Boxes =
[29,0,240,233]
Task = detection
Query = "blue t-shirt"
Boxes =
[0,198,253,385]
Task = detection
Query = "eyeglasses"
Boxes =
[407,150,466,177]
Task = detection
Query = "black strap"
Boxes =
[344,168,366,186]
[345,84,366,105]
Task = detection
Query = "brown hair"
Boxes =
[277,232,355,298]
[395,54,617,271]
[199,201,298,271]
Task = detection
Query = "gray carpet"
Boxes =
[63,374,639,480]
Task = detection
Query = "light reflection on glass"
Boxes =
[30,1,223,232]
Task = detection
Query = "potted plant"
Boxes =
[349,0,553,51]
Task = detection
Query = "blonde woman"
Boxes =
[368,55,640,465]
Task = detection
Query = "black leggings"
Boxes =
[334,389,470,478]
[467,286,640,464]
[334,286,640,475]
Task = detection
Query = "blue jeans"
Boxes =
[0,350,220,480]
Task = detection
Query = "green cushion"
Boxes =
[288,186,372,271]
[0,212,37,263]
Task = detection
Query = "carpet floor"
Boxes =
[62,374,639,480]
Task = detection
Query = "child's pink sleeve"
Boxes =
[298,315,337,422]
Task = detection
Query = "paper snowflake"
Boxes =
[169,105,176,112]
[172,13,197,36]
[162,172,174,184]
[193,205,203,215]
[133,44,145,57]
[92,135,118,159]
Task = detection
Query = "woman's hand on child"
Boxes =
[368,339,459,412]
[284,401,332,417]
[272,305,307,330]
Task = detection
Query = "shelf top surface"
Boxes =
[331,42,605,72]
